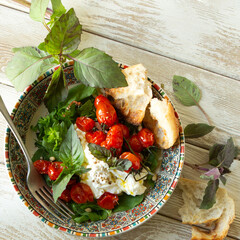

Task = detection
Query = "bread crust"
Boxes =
[106,64,152,125]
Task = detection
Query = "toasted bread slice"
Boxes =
[106,64,152,125]
[143,98,179,149]
[178,178,235,240]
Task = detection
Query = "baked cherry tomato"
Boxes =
[96,102,118,127]
[67,178,77,186]
[116,123,130,139]
[33,160,50,174]
[106,125,123,149]
[59,188,71,202]
[76,116,95,132]
[120,152,141,173]
[85,131,106,145]
[137,128,154,148]
[94,95,111,108]
[128,135,143,152]
[48,162,64,181]
[97,192,119,210]
[70,183,94,204]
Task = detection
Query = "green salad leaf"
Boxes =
[113,193,144,213]
[44,67,68,112]
[172,75,201,106]
[184,123,215,138]
[44,8,82,55]
[73,47,127,88]
[30,0,50,22]
[6,47,56,91]
[69,202,111,223]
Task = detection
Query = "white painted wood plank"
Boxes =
[2,0,240,80]
[0,6,239,149]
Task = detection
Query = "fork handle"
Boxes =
[0,95,32,170]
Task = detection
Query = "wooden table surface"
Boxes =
[0,1,240,239]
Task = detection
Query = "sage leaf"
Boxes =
[30,0,50,22]
[184,123,215,138]
[44,8,82,55]
[44,67,68,112]
[52,168,73,202]
[113,193,144,212]
[73,47,127,88]
[59,124,84,167]
[112,159,132,171]
[6,47,56,91]
[172,75,201,106]
[200,179,219,209]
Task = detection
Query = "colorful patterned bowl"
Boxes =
[5,61,184,237]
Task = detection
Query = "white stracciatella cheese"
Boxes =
[75,126,147,199]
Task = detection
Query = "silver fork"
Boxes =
[0,96,74,223]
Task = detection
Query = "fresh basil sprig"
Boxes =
[185,137,238,209]
[88,143,132,171]
[6,0,127,113]
[172,75,214,138]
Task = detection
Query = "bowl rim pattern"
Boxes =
[4,61,185,237]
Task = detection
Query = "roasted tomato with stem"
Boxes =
[76,116,95,132]
[85,131,106,145]
[96,102,118,127]
[128,134,143,152]
[33,160,50,174]
[106,125,123,149]
[137,128,154,148]
[97,192,119,210]
[94,95,111,108]
[48,162,63,181]
[70,183,94,204]
[120,152,141,173]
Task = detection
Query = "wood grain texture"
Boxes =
[0,6,239,149]
[2,0,240,80]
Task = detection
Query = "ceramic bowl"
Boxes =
[5,61,184,237]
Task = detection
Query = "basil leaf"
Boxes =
[200,179,219,209]
[44,8,82,55]
[43,174,53,187]
[60,84,96,108]
[113,193,144,213]
[73,47,127,88]
[220,175,227,185]
[184,123,215,138]
[30,0,50,22]
[51,0,66,17]
[69,202,111,223]
[32,148,49,162]
[59,124,84,167]
[88,143,112,161]
[52,168,73,202]
[6,47,56,91]
[145,146,162,172]
[217,137,237,169]
[112,159,132,171]
[77,99,96,118]
[172,75,201,106]
[44,67,68,112]
[201,167,221,180]
[209,143,225,167]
